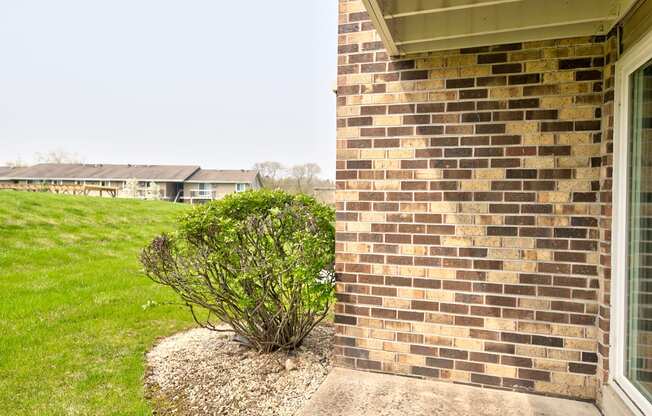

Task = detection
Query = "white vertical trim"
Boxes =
[610,26,652,416]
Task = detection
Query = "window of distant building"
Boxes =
[235,183,247,192]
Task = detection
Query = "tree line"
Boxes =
[252,161,333,195]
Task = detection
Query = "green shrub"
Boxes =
[140,189,335,352]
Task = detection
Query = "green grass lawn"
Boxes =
[0,191,194,415]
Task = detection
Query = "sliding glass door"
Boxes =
[625,58,652,405]
[614,32,652,415]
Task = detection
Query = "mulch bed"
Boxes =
[145,324,334,416]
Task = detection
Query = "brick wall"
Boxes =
[596,31,617,404]
[334,0,611,400]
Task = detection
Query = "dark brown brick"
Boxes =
[492,63,522,74]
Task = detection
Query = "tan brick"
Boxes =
[543,71,574,83]
[473,236,502,247]
[524,157,555,169]
[369,350,397,362]
[431,202,458,213]
[550,372,587,386]
[383,298,411,309]
[357,338,384,350]
[401,138,429,148]
[517,321,551,334]
[460,203,488,214]
[370,329,395,341]
[400,266,427,277]
[441,236,473,247]
[520,298,550,310]
[383,341,410,353]
[526,60,557,72]
[426,290,455,302]
[444,214,474,224]
[535,359,567,372]
[424,334,454,346]
[515,345,547,358]
[522,133,555,145]
[457,225,485,236]
[487,248,520,259]
[503,260,536,272]
[540,96,573,108]
[387,149,414,159]
[374,160,400,169]
[485,318,516,331]
[446,54,476,67]
[386,82,415,93]
[374,180,401,190]
[547,349,581,361]
[564,339,597,351]
[416,57,445,69]
[460,65,491,77]
[538,192,570,203]
[400,245,427,256]
[460,180,490,191]
[475,169,505,179]
[414,169,443,179]
[439,326,469,338]
[373,115,402,126]
[506,122,538,134]
[487,271,519,283]
[430,68,460,79]
[502,237,535,249]
[454,338,483,351]
[490,87,522,99]
[427,269,456,279]
[485,364,517,378]
[398,354,426,366]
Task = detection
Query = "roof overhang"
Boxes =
[184,180,253,184]
[361,0,638,56]
[3,177,185,182]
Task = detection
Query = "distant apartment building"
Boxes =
[0,163,262,203]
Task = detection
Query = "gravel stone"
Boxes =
[145,324,333,416]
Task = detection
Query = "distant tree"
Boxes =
[5,158,27,167]
[35,149,83,164]
[253,161,284,181]
[290,163,321,193]
[252,161,332,198]
[123,179,139,198]
[146,182,161,200]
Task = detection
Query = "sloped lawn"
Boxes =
[0,191,194,415]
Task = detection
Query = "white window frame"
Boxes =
[611,27,652,416]
[235,183,247,192]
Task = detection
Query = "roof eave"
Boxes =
[362,0,638,57]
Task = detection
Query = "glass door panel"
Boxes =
[626,59,652,402]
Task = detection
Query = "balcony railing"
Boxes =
[182,190,228,201]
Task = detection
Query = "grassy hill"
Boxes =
[0,191,194,415]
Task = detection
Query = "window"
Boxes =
[235,183,247,192]
[613,29,652,415]
[198,183,212,197]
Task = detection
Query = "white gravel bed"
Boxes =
[145,324,333,416]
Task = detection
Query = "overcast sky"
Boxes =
[0,1,338,178]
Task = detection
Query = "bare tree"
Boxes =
[5,157,27,167]
[35,149,83,164]
[252,161,285,186]
[290,163,321,193]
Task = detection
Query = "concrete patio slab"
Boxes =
[297,368,600,416]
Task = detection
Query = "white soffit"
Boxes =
[361,0,639,56]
